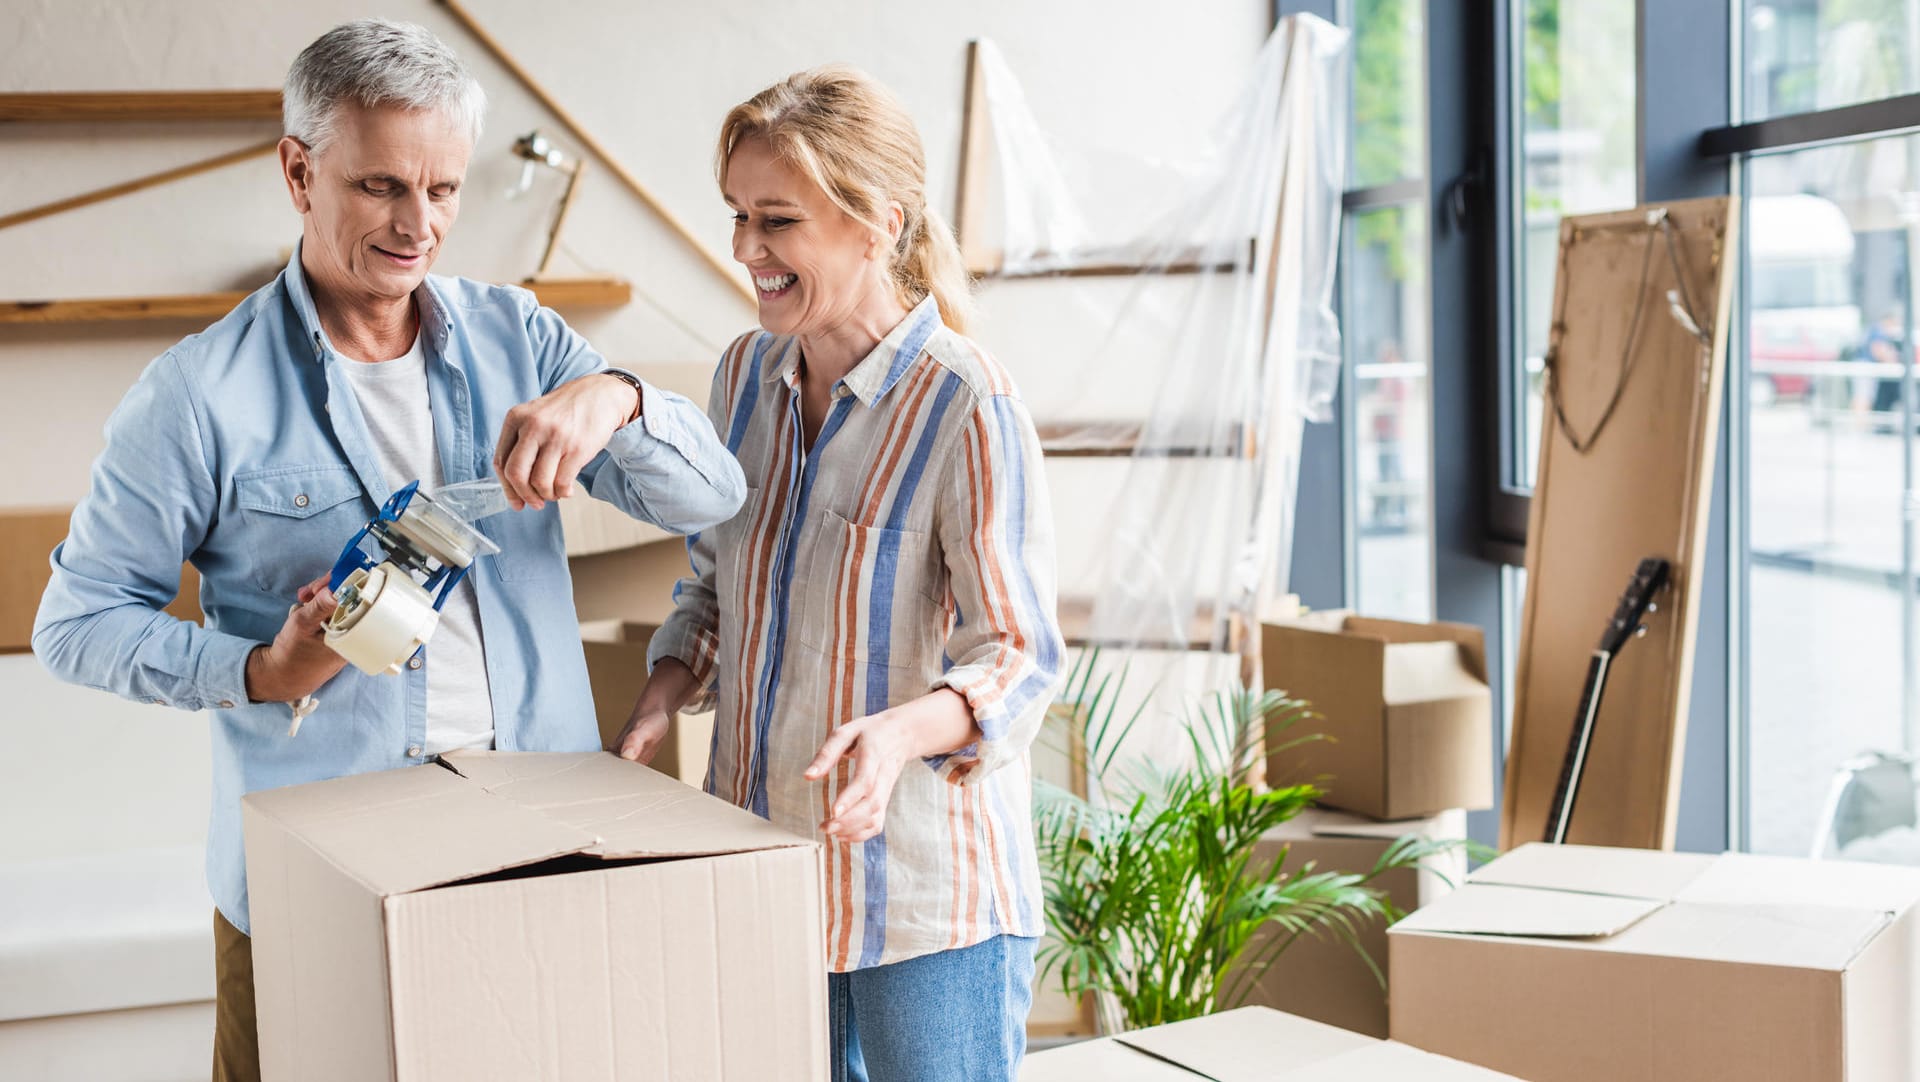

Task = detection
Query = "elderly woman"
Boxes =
[34,21,743,1081]
[618,67,1063,1081]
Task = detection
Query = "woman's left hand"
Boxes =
[805,712,917,843]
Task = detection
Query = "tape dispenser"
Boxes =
[322,479,508,675]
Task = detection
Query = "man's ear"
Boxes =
[279,136,313,214]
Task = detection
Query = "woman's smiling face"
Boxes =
[724,136,889,339]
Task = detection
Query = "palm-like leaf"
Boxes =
[1033,647,1475,1030]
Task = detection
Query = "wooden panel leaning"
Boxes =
[1501,197,1737,852]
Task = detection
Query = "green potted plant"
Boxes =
[1033,650,1470,1032]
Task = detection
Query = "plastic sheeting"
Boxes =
[968,16,1348,714]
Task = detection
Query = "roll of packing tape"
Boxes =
[324,562,440,676]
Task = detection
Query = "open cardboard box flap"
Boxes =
[244,752,807,899]
[1397,843,1920,967]
[1025,1007,1528,1081]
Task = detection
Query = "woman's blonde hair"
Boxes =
[717,65,973,333]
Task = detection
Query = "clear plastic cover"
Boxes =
[970,16,1349,725]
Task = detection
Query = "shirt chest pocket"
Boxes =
[796,509,948,667]
[233,464,368,597]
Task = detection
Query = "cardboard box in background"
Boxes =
[1263,614,1493,820]
[569,537,692,627]
[1391,843,1920,1082]
[1021,1005,1529,1081]
[0,509,201,652]
[244,751,826,1082]
[1241,807,1466,1037]
[579,620,713,787]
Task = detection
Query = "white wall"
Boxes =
[0,0,1268,505]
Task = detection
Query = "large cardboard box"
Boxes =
[579,620,713,786]
[1391,843,1920,1082]
[1263,614,1493,820]
[0,509,201,652]
[1021,1005,1529,1080]
[243,751,826,1082]
[1242,807,1467,1037]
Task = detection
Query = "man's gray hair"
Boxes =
[284,19,486,156]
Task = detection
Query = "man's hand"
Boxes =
[494,373,640,511]
[245,575,347,703]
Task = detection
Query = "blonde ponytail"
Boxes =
[718,65,973,334]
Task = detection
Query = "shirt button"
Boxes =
[835,386,851,399]
[218,700,235,709]
[293,493,310,508]
[407,745,423,758]
[408,656,424,670]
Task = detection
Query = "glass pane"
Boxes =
[1349,202,1434,622]
[1350,0,1425,189]
[1512,0,1638,488]
[1745,1,1920,121]
[1745,136,1920,860]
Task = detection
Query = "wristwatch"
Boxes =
[602,368,645,425]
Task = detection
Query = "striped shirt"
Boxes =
[650,296,1064,971]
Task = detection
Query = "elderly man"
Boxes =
[32,19,743,1081]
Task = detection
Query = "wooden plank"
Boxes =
[523,276,631,309]
[0,277,633,326]
[0,292,251,324]
[1056,595,1225,653]
[1036,420,1254,459]
[0,90,282,123]
[984,257,1242,281]
[954,40,997,276]
[0,139,280,233]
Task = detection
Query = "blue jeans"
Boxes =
[828,934,1037,1082]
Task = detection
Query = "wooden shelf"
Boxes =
[0,91,283,123]
[1056,596,1226,653]
[1037,420,1254,459]
[522,276,632,309]
[0,277,633,326]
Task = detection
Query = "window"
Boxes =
[1746,1,1920,121]
[1508,0,1637,489]
[1343,0,1434,621]
[1741,135,1920,857]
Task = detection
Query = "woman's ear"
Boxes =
[887,201,905,245]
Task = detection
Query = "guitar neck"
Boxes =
[1544,650,1613,844]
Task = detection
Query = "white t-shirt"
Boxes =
[336,335,496,755]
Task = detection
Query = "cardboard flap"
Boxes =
[1469,843,1716,901]
[1392,883,1664,939]
[1115,1006,1375,1080]
[1020,1036,1199,1081]
[1345,616,1488,681]
[242,763,596,896]
[1381,642,1489,707]
[1609,900,1891,971]
[442,751,810,859]
[1676,852,1920,914]
[1276,1042,1531,1081]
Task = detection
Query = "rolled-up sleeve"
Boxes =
[32,351,256,712]
[928,392,1064,783]
[647,338,754,712]
[523,296,745,534]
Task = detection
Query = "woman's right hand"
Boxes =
[614,708,672,764]
[615,656,698,763]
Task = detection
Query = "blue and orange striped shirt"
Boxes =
[650,296,1064,971]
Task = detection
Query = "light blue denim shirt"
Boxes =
[33,245,745,933]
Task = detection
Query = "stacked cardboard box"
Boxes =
[1249,614,1493,1037]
